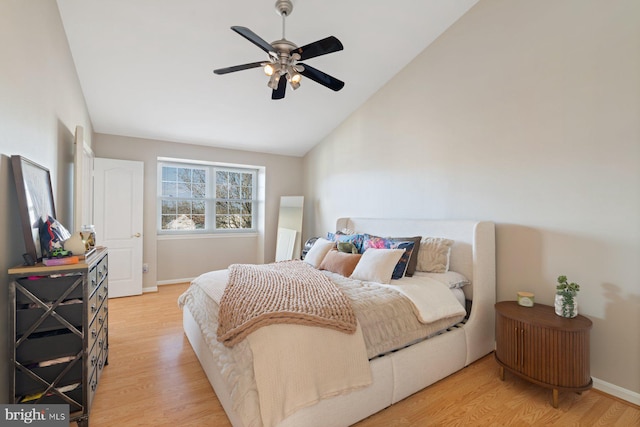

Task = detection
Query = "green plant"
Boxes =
[556,275,580,317]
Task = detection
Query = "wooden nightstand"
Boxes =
[494,301,592,408]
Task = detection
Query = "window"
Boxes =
[158,160,257,233]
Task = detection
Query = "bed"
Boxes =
[180,218,496,427]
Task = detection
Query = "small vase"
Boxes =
[554,293,578,318]
[64,232,87,255]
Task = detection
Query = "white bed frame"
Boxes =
[183,218,496,427]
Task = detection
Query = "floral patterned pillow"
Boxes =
[362,234,416,279]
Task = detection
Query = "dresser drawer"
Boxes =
[27,385,83,413]
[16,332,82,365]
[15,358,82,396]
[16,276,82,304]
[88,366,98,409]
[97,256,108,284]
[17,302,83,335]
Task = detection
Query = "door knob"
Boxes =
[134,233,141,238]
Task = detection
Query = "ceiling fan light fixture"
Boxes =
[263,63,276,76]
[288,71,301,89]
[267,73,281,89]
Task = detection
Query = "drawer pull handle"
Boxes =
[91,355,97,366]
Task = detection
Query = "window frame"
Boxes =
[157,159,258,235]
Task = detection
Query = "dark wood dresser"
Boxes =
[495,301,592,407]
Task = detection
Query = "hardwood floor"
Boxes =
[85,283,640,427]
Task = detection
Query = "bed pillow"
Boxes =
[414,271,470,289]
[416,237,454,273]
[337,242,358,254]
[350,248,405,284]
[318,250,362,277]
[303,238,335,268]
[386,236,422,276]
[327,232,366,253]
[362,235,416,279]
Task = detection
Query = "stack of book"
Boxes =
[43,256,79,266]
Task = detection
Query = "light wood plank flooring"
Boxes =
[86,283,640,426]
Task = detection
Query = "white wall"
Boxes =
[0,2,94,402]
[93,133,303,289]
[303,0,640,398]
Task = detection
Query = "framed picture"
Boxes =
[11,155,57,261]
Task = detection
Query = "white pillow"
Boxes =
[416,237,454,273]
[413,271,470,289]
[350,248,405,284]
[303,238,335,268]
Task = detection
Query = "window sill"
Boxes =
[157,232,259,241]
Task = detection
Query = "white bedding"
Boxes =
[180,265,467,427]
[387,275,466,323]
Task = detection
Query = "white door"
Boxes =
[94,158,144,298]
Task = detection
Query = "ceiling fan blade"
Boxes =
[231,26,276,56]
[214,61,264,75]
[272,77,287,100]
[299,63,344,91]
[291,36,343,61]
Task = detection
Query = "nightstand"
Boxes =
[494,301,592,408]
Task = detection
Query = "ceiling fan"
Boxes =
[213,0,344,100]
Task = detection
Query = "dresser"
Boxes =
[495,301,592,408]
[8,248,108,427]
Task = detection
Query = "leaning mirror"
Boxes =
[11,155,57,261]
[275,196,304,261]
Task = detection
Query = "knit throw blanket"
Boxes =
[217,261,357,347]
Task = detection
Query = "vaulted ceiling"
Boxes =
[57,0,478,156]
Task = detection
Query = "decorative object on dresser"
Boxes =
[11,155,57,262]
[8,248,109,427]
[516,291,535,307]
[555,275,580,318]
[495,301,592,408]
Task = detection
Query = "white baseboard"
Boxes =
[156,278,195,286]
[141,279,193,294]
[593,377,640,406]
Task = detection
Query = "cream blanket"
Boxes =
[184,266,372,427]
